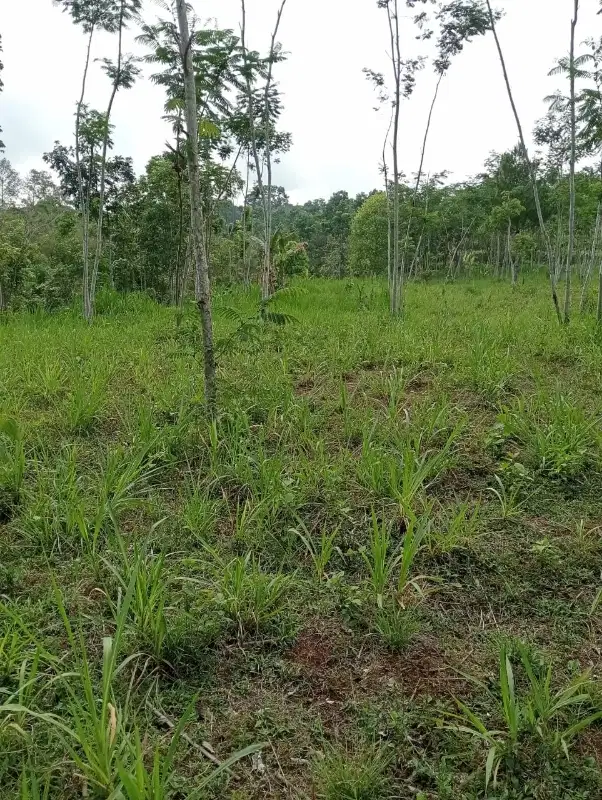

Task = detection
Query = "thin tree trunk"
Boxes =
[508,218,517,286]
[485,0,562,324]
[401,73,443,279]
[77,26,95,321]
[564,0,579,324]
[174,117,185,311]
[90,0,126,315]
[175,0,217,417]
[240,0,267,284]
[240,0,287,301]
[496,231,501,278]
[382,111,393,292]
[555,207,564,284]
[262,1,286,298]
[386,0,402,315]
[580,202,601,312]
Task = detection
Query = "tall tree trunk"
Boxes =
[508,219,517,286]
[243,156,252,287]
[173,115,185,315]
[382,112,393,291]
[240,0,287,301]
[262,1,286,298]
[90,0,126,316]
[580,202,601,311]
[496,231,501,278]
[77,26,95,321]
[401,73,443,280]
[175,0,217,417]
[485,0,562,324]
[564,0,579,324]
[386,0,402,315]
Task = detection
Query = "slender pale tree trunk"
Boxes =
[77,26,95,321]
[401,73,443,279]
[580,203,600,311]
[173,116,185,315]
[382,111,393,290]
[242,154,251,287]
[175,0,217,417]
[385,0,402,315]
[90,0,126,315]
[485,0,562,323]
[564,0,579,324]
[240,0,267,284]
[496,232,502,278]
[262,1,286,298]
[508,219,517,286]
[240,0,287,301]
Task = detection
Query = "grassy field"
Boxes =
[2,277,602,798]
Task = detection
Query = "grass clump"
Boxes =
[313,745,392,800]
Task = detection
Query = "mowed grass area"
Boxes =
[2,277,602,798]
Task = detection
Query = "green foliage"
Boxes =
[293,520,339,582]
[217,286,301,353]
[426,498,481,555]
[314,745,391,800]
[361,512,397,608]
[2,279,602,796]
[452,644,602,790]
[0,417,25,510]
[349,192,389,277]
[496,394,600,478]
[213,553,292,638]
[105,540,169,661]
[359,423,460,508]
[373,603,420,652]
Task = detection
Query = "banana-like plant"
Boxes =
[216,285,304,353]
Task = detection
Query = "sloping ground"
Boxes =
[1,278,602,798]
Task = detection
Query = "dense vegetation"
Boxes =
[3,0,602,797]
[0,4,601,312]
[5,145,602,308]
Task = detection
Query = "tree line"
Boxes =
[2,0,602,413]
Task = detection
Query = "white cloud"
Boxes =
[0,0,597,202]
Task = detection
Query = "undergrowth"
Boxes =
[1,278,602,798]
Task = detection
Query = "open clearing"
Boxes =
[2,277,602,798]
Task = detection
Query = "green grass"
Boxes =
[2,276,602,797]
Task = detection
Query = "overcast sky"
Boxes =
[1,0,599,203]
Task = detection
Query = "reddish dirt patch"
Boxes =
[360,638,472,699]
[288,618,354,704]
[291,627,341,673]
[288,620,468,707]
